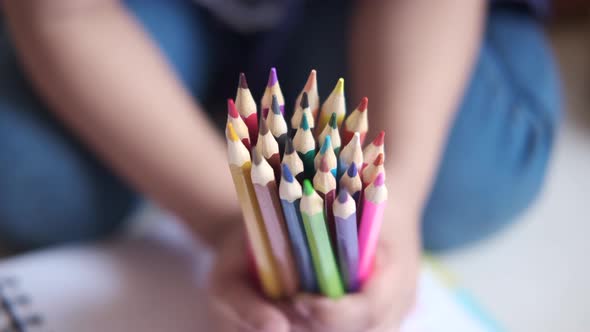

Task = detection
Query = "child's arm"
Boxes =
[3,0,238,246]
[291,1,486,331]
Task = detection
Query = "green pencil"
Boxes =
[300,180,344,298]
[293,113,316,179]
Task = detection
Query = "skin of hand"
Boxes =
[206,203,420,332]
[288,205,420,332]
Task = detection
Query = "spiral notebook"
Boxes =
[0,207,503,332]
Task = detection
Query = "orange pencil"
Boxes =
[235,73,259,145]
[342,97,368,146]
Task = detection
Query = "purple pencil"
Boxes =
[333,189,360,292]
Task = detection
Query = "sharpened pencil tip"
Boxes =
[329,113,338,129]
[300,113,310,130]
[358,97,368,112]
[373,131,385,146]
[305,70,317,91]
[319,156,330,173]
[258,113,269,135]
[285,137,295,154]
[338,189,349,203]
[347,162,358,177]
[271,95,281,115]
[268,67,278,87]
[320,135,332,154]
[282,164,294,183]
[251,147,262,165]
[374,172,385,186]
[239,73,248,89]
[374,153,384,166]
[303,179,314,196]
[227,99,239,118]
[333,78,344,94]
[300,92,309,109]
[226,122,239,142]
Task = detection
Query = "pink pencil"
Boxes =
[358,173,388,285]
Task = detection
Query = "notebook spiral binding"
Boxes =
[0,277,44,332]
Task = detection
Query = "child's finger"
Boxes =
[292,242,415,332]
[209,274,289,332]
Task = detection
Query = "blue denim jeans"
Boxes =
[0,2,560,250]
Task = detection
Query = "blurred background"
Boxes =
[438,4,590,331]
[0,2,589,332]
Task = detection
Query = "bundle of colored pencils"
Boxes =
[226,68,388,300]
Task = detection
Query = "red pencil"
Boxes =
[362,131,385,171]
[362,153,385,188]
[342,97,369,146]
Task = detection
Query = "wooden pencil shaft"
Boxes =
[229,164,282,298]
[335,213,360,292]
[254,181,300,296]
[302,211,345,298]
[281,199,318,292]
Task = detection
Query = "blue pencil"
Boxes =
[279,164,318,292]
[333,189,360,292]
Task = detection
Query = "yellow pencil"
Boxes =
[226,122,282,299]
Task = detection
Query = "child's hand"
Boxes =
[206,226,290,332]
[289,211,420,332]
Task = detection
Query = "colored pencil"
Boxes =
[267,95,289,156]
[282,137,305,184]
[261,67,285,119]
[300,180,344,298]
[293,113,316,179]
[314,135,337,178]
[256,114,281,183]
[294,69,320,121]
[339,132,363,179]
[362,153,384,188]
[362,131,385,170]
[279,164,318,292]
[235,73,259,145]
[342,97,369,146]
[358,173,388,285]
[339,162,362,205]
[251,149,299,296]
[226,98,251,150]
[317,78,345,135]
[226,122,281,299]
[313,157,337,243]
[317,113,342,155]
[334,189,360,292]
[291,92,315,134]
